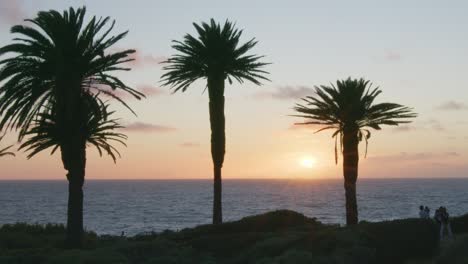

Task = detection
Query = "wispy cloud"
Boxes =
[0,0,26,25]
[135,84,165,97]
[368,152,460,162]
[291,120,442,134]
[397,119,446,132]
[435,101,468,111]
[123,122,176,133]
[253,86,315,100]
[180,142,200,148]
[424,119,445,132]
[125,49,166,68]
[98,84,165,100]
[108,48,166,68]
[392,125,417,132]
[288,123,323,131]
[384,50,402,61]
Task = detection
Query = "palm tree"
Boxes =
[161,19,269,224]
[0,7,142,247]
[293,77,416,225]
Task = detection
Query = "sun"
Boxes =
[300,157,316,168]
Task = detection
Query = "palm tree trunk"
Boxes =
[342,128,359,225]
[208,76,225,224]
[67,175,84,247]
[56,77,87,247]
[64,142,86,248]
[213,165,222,224]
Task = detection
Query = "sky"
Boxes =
[0,0,467,180]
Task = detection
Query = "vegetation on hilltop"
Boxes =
[1,210,467,264]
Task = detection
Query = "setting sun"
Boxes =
[300,157,316,168]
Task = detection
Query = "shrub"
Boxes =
[450,214,468,234]
[0,223,98,250]
[359,218,439,264]
[276,250,321,264]
[177,210,321,238]
[187,232,268,259]
[0,223,66,234]
[141,246,216,264]
[45,249,128,264]
[0,248,51,264]
[0,212,459,264]
[296,226,376,264]
[117,237,212,264]
[436,234,468,264]
[229,232,307,263]
[255,250,319,264]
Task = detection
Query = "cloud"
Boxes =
[368,152,460,163]
[253,86,315,100]
[399,119,445,132]
[288,123,323,131]
[124,49,166,68]
[180,142,200,148]
[371,50,402,63]
[392,125,417,132]
[424,119,445,132]
[135,84,165,97]
[97,84,165,100]
[436,101,468,111]
[123,122,176,133]
[291,119,442,134]
[0,0,26,25]
[445,152,460,157]
[385,119,445,133]
[384,50,402,61]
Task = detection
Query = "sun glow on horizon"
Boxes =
[300,157,316,169]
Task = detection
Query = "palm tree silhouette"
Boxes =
[293,78,416,225]
[19,94,126,162]
[0,7,142,247]
[162,19,269,224]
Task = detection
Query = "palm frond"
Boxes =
[293,77,417,161]
[19,93,126,162]
[161,18,270,93]
[0,145,15,157]
[0,6,142,139]
[0,135,15,157]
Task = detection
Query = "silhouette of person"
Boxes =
[424,206,430,219]
[439,207,453,240]
[419,205,425,219]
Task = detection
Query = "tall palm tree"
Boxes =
[293,78,416,225]
[161,19,269,224]
[0,7,142,247]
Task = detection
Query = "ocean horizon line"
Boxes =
[1,177,468,181]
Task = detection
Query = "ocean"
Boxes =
[1,179,467,235]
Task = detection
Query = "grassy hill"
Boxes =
[1,210,467,264]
